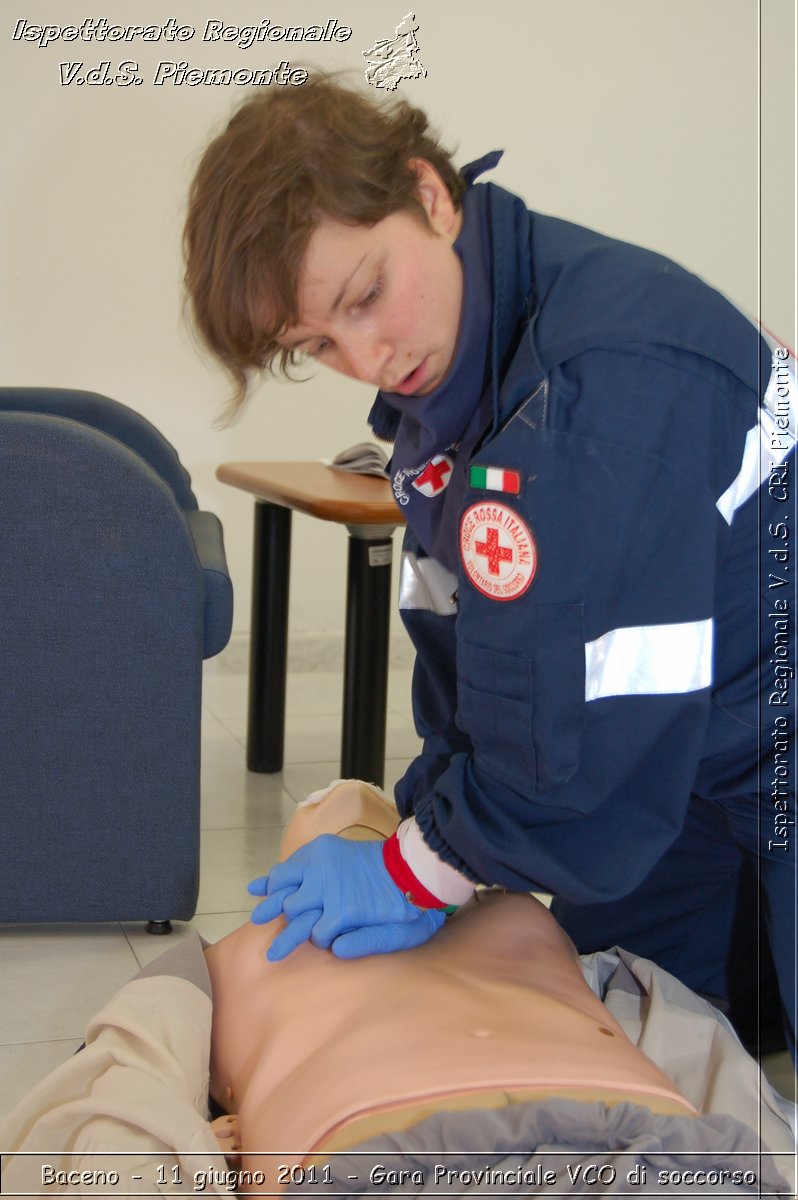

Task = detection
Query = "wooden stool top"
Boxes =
[216,461,404,526]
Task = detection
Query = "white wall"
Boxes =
[2,0,794,657]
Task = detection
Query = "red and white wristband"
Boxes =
[383,818,475,914]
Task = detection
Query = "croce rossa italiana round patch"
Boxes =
[460,501,538,600]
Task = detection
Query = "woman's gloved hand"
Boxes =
[248,835,446,961]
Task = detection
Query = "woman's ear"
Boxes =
[409,157,462,240]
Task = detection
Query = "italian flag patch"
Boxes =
[469,465,521,495]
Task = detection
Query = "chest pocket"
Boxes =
[456,604,585,795]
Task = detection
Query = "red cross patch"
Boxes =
[412,454,453,497]
[459,501,537,600]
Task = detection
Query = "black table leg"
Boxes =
[247,501,292,772]
[340,527,395,787]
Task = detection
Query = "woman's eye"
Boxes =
[359,278,382,309]
[309,339,330,359]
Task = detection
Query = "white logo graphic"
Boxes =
[363,12,426,91]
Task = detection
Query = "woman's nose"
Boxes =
[343,330,393,385]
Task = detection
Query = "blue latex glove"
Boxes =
[248,835,446,961]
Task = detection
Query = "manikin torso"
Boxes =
[204,784,694,1191]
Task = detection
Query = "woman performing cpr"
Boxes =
[183,73,796,1063]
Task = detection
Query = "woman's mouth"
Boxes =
[389,358,430,396]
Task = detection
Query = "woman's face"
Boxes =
[277,160,464,396]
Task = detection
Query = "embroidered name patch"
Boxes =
[412,454,453,497]
[460,502,537,601]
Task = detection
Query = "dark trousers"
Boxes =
[553,790,796,1063]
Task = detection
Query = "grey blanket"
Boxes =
[314,1099,789,1197]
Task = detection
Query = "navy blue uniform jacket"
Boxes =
[369,177,795,904]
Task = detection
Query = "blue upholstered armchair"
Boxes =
[0,389,233,931]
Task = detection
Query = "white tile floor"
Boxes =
[1,651,795,1121]
[0,652,423,1120]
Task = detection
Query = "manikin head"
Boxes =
[183,73,466,411]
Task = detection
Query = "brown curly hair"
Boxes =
[183,71,464,411]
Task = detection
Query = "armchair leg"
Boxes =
[146,919,173,935]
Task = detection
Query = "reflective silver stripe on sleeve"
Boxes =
[399,551,458,615]
[585,619,713,701]
[716,333,796,524]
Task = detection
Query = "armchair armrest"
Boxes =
[186,510,234,658]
